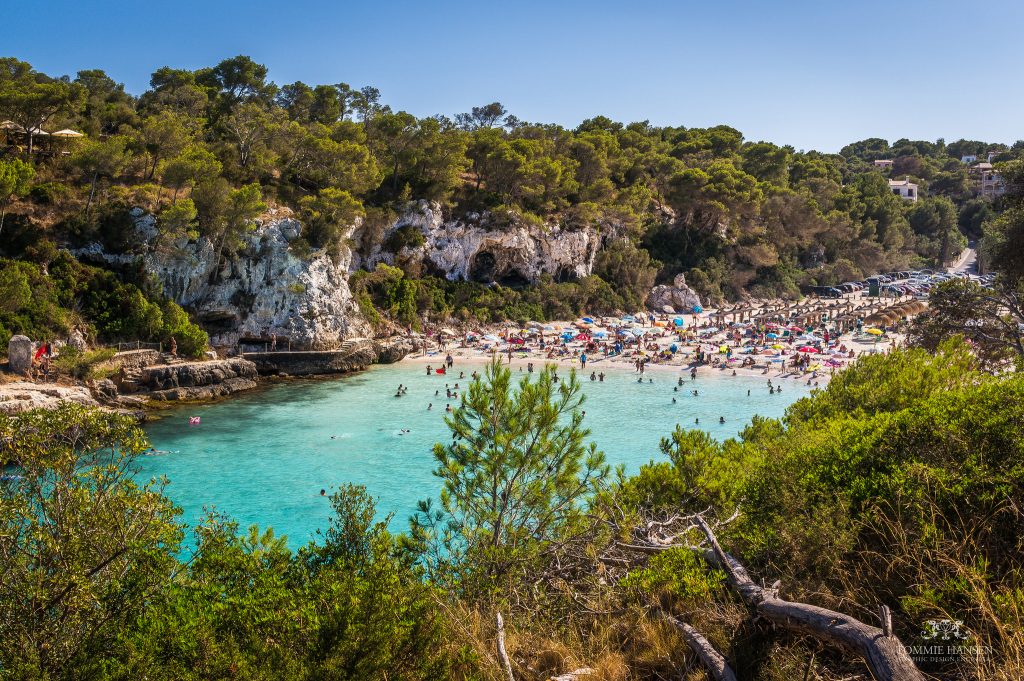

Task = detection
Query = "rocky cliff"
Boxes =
[138,209,371,350]
[73,202,658,351]
[360,201,616,286]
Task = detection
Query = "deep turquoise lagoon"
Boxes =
[139,362,813,546]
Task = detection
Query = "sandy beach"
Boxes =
[398,306,904,385]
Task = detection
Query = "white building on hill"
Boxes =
[888,177,918,202]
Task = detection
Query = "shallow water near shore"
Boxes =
[139,361,814,547]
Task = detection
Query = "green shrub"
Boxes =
[28,181,73,206]
[53,346,117,380]
[383,224,426,252]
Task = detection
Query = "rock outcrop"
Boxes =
[361,201,617,285]
[8,336,34,375]
[243,336,414,376]
[121,358,259,401]
[0,382,99,414]
[140,209,371,350]
[647,274,702,314]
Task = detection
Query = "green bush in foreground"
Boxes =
[0,404,475,681]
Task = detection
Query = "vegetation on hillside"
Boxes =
[1,55,1018,348]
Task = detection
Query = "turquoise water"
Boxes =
[139,362,813,546]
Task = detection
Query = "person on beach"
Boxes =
[446,354,453,368]
[580,352,587,369]
[426,365,432,375]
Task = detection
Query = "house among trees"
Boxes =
[961,154,978,164]
[872,159,893,170]
[888,176,918,201]
[971,162,1007,199]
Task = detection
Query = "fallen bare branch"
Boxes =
[660,611,738,681]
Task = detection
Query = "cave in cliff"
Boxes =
[469,251,497,283]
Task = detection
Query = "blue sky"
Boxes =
[10,0,1023,151]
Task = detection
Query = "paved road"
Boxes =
[948,243,977,274]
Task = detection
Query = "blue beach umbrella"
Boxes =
[673,318,684,327]
[692,305,703,314]
[582,316,595,324]
[766,332,779,339]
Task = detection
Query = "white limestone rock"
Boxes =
[0,382,99,414]
[364,201,612,284]
[142,209,371,350]
[7,335,34,375]
[647,274,702,313]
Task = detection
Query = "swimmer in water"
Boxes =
[695,417,700,424]
[320,489,326,496]
[428,403,433,410]
[747,389,751,396]
[719,416,725,424]
[446,404,452,412]
[672,397,677,403]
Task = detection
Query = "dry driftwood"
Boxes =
[691,516,925,681]
[495,612,515,681]
[660,612,738,681]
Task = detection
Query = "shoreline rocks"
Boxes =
[0,382,100,414]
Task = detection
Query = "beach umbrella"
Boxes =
[483,334,500,341]
[765,332,778,339]
[542,325,554,331]
[621,315,635,322]
[866,328,883,336]
[593,330,607,338]
[439,327,457,336]
[771,344,783,349]
[692,305,703,313]
[582,316,595,324]
[673,317,684,327]
[797,346,818,353]
[50,129,84,138]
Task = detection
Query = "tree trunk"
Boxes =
[692,516,925,681]
[85,172,98,218]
